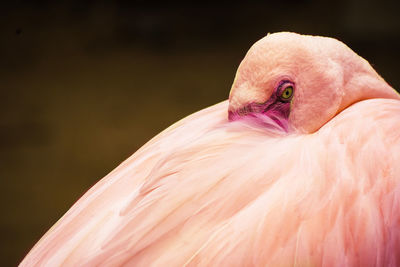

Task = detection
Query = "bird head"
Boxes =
[228,32,399,133]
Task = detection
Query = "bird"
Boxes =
[21,32,400,266]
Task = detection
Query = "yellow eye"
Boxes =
[280,86,293,100]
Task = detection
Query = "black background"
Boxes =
[1,1,399,265]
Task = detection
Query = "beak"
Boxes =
[229,100,291,133]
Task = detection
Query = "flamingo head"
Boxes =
[228,32,399,133]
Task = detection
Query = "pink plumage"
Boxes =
[21,32,400,266]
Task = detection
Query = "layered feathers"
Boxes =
[21,32,400,266]
[21,99,400,266]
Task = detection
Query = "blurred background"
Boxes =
[1,0,399,265]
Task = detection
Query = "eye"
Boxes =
[279,84,294,101]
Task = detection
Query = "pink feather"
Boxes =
[20,32,400,266]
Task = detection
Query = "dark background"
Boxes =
[1,0,399,265]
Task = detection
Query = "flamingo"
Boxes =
[21,32,400,266]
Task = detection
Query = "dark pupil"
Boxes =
[283,87,291,98]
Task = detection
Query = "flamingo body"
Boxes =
[21,32,400,266]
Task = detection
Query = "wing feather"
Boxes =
[21,99,400,266]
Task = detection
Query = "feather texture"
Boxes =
[21,98,400,266]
